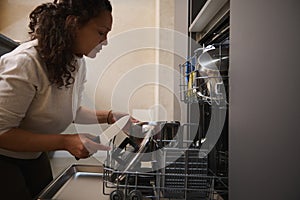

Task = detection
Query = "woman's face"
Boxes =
[72,10,112,58]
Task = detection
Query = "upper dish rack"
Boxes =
[179,44,229,105]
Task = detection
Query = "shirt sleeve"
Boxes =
[0,53,38,134]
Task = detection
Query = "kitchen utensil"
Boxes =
[107,121,181,182]
[111,129,153,182]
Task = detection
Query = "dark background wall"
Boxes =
[0,33,18,56]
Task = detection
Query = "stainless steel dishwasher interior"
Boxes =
[37,164,112,200]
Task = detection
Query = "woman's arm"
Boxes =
[0,128,110,159]
[74,106,112,124]
[75,106,139,125]
[0,128,66,152]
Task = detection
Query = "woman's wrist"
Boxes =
[62,134,73,151]
[107,110,114,124]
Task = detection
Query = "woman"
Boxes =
[0,0,133,199]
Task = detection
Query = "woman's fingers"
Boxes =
[80,134,111,156]
[70,134,110,159]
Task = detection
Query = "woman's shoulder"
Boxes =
[0,40,40,64]
[3,39,38,56]
[0,39,49,86]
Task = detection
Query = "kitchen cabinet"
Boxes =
[229,0,300,200]
[187,1,300,199]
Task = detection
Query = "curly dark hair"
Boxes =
[28,0,112,88]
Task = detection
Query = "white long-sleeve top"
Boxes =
[0,40,86,159]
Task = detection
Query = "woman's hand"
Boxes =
[107,111,140,135]
[64,133,110,159]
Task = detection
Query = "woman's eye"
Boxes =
[98,32,105,36]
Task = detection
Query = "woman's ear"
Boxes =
[65,15,78,28]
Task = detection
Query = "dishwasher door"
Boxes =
[37,164,112,200]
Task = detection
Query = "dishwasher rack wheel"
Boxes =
[110,189,124,200]
[127,190,143,200]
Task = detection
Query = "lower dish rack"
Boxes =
[102,147,228,200]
